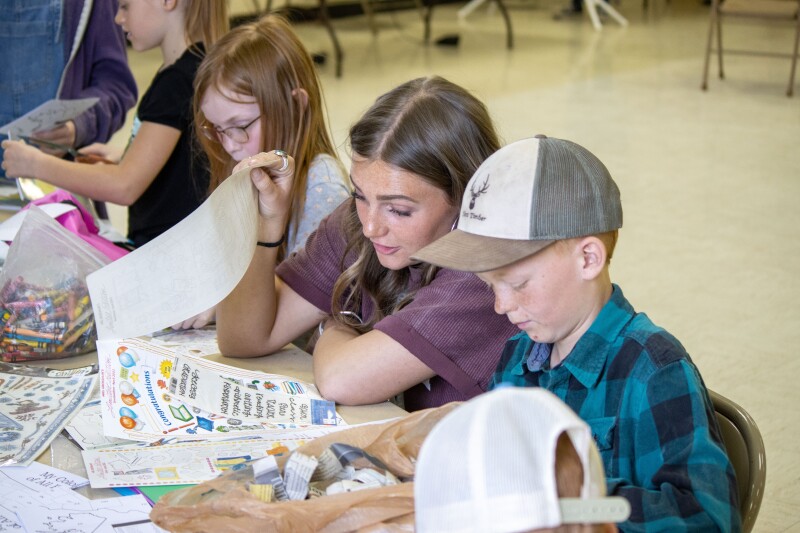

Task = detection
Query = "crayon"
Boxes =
[0,341,35,352]
[72,296,90,321]
[3,326,64,341]
[6,299,49,310]
[62,310,92,337]
[57,320,93,352]
[3,333,61,346]
[0,342,34,352]
[0,310,11,329]
[26,289,66,301]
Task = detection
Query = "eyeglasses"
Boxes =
[201,115,262,144]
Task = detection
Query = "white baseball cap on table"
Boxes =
[414,387,631,533]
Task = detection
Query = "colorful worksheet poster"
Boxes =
[97,337,338,442]
[0,362,97,466]
[82,426,343,488]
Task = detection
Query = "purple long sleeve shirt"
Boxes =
[60,0,138,147]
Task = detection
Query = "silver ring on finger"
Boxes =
[274,149,289,172]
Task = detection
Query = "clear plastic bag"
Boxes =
[0,206,110,361]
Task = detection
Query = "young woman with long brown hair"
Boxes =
[217,76,518,411]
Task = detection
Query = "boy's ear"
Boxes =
[578,236,607,281]
[291,88,309,110]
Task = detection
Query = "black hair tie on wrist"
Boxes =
[256,235,285,248]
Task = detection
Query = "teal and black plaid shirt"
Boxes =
[489,285,741,532]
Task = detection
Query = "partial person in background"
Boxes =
[217,76,518,412]
[1,0,228,247]
[415,387,631,532]
[0,0,137,178]
[171,14,351,331]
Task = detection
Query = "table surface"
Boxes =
[26,343,408,494]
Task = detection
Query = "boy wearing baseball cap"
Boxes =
[413,135,741,531]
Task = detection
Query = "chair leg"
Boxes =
[493,0,514,49]
[702,2,716,90]
[411,0,427,23]
[594,0,630,27]
[716,12,724,79]
[423,0,433,44]
[318,0,344,77]
[360,0,379,35]
[788,17,800,96]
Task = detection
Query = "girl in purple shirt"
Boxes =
[217,77,518,411]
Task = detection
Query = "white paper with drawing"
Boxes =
[6,486,156,533]
[0,97,99,136]
[87,167,258,339]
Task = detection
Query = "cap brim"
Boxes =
[412,230,555,273]
[560,497,631,524]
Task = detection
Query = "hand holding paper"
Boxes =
[234,150,295,224]
[31,120,77,154]
[0,139,48,178]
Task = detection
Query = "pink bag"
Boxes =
[23,190,129,261]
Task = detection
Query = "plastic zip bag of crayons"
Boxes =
[0,206,109,361]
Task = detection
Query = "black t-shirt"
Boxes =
[127,45,209,246]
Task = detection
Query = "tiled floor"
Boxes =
[114,0,800,530]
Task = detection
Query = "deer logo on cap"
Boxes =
[469,174,490,210]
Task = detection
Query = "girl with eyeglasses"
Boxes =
[193,14,350,260]
[169,14,350,332]
[1,0,229,248]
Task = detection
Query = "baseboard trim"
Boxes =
[231,0,461,25]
